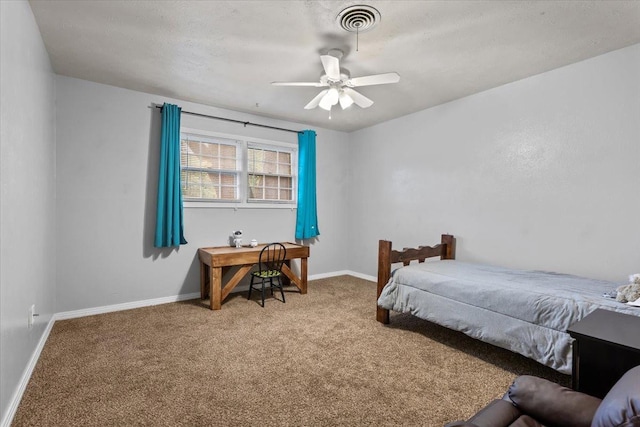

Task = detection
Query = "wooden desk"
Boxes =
[198,242,310,310]
[567,309,640,398]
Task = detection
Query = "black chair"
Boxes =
[248,243,287,307]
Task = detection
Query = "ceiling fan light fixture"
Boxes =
[319,87,340,110]
[327,87,340,105]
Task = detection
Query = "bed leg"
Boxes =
[377,240,392,324]
[377,307,390,324]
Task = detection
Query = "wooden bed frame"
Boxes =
[376,234,456,324]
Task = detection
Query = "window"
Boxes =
[247,144,293,202]
[180,133,241,201]
[180,128,297,208]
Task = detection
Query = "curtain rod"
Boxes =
[155,105,303,135]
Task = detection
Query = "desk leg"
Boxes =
[282,261,292,287]
[200,261,207,299]
[301,257,308,294]
[210,266,222,310]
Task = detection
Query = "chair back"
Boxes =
[257,243,287,275]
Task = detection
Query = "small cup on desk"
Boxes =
[250,239,258,247]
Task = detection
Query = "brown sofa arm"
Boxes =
[444,399,521,427]
[508,376,601,427]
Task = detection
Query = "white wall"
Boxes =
[55,76,350,312]
[348,43,640,283]
[0,0,56,423]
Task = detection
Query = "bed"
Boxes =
[376,234,640,374]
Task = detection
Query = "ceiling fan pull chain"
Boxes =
[356,26,359,52]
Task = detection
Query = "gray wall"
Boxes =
[348,43,640,282]
[0,0,56,422]
[55,76,350,312]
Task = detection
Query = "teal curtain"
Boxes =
[295,130,320,240]
[155,103,187,247]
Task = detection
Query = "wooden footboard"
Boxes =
[376,234,455,324]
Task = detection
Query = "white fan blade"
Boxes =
[304,89,329,109]
[339,91,354,109]
[320,55,341,81]
[342,88,374,108]
[347,72,400,87]
[271,81,327,87]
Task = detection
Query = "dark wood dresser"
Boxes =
[567,308,640,398]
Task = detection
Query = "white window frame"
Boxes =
[181,127,297,209]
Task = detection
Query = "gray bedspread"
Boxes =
[377,260,640,374]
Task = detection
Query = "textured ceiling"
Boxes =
[29,0,640,132]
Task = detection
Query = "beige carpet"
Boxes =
[13,276,568,426]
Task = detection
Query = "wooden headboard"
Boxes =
[376,234,455,324]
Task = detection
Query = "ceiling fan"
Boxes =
[271,49,400,112]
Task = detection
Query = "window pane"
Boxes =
[278,152,291,163]
[203,172,220,185]
[186,171,201,184]
[221,186,236,200]
[280,189,292,200]
[265,176,278,187]
[180,133,240,201]
[213,157,223,169]
[280,177,292,189]
[186,152,199,168]
[201,142,218,157]
[249,186,263,199]
[265,188,278,200]
[278,163,291,175]
[247,149,261,172]
[200,155,217,169]
[248,174,263,187]
[220,157,236,170]
[202,186,218,199]
[264,150,277,163]
[184,186,201,198]
[186,141,199,155]
[221,173,236,186]
[220,144,236,157]
[263,162,277,174]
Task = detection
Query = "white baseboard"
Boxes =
[2,270,373,426]
[308,270,351,280]
[344,270,377,282]
[309,270,375,282]
[54,292,201,320]
[1,316,56,427]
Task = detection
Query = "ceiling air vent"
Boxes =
[336,5,381,33]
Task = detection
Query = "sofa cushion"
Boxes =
[509,415,545,427]
[467,399,521,427]
[508,376,601,427]
[591,365,640,427]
